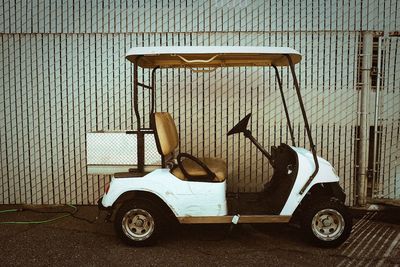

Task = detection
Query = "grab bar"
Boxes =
[177,54,219,63]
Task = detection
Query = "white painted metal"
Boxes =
[101,169,228,217]
[102,146,338,217]
[126,46,302,67]
[280,147,340,215]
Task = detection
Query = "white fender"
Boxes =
[280,147,340,215]
[102,169,228,217]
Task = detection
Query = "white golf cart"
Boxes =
[95,46,352,247]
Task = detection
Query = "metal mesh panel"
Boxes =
[87,133,138,165]
[1,0,399,33]
[86,132,161,174]
[0,0,399,205]
[373,37,400,200]
[144,134,161,165]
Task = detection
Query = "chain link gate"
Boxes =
[371,35,400,204]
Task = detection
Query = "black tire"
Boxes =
[114,199,162,246]
[301,198,352,247]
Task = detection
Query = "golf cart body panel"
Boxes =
[101,169,228,217]
[100,145,338,218]
[280,147,340,215]
[126,46,302,68]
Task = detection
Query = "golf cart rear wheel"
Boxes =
[301,198,352,247]
[114,199,161,246]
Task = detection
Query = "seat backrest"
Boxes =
[151,112,179,157]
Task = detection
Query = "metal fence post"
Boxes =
[372,36,384,198]
[357,31,373,206]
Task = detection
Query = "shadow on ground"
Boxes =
[0,205,399,266]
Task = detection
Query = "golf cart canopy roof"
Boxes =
[126,46,302,68]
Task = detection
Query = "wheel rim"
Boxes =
[311,208,345,241]
[122,208,155,241]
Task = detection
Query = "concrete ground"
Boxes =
[0,205,399,266]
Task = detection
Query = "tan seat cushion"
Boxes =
[152,112,179,156]
[171,157,227,182]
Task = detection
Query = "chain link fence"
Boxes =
[0,0,399,205]
[372,36,400,202]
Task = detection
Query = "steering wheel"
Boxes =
[227,113,252,136]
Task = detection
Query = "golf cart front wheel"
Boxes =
[302,199,352,247]
[114,199,161,246]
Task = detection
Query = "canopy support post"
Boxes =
[286,55,319,194]
[133,56,144,172]
[150,66,160,127]
[132,61,160,173]
[272,65,296,146]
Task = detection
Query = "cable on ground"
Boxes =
[0,204,99,224]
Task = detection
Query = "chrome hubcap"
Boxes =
[311,208,345,241]
[122,208,155,241]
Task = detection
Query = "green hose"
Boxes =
[0,209,20,214]
[0,204,78,224]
